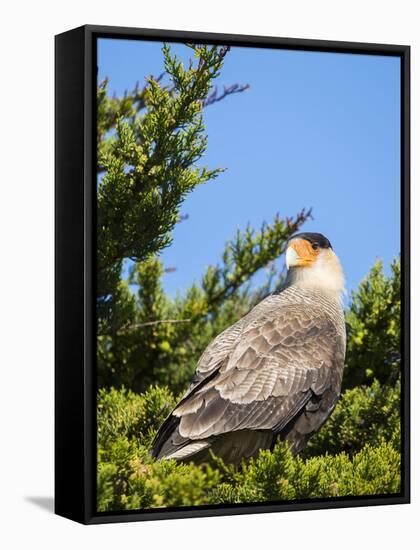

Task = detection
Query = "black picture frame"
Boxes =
[55,24,410,525]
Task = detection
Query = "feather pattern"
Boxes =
[151,285,346,463]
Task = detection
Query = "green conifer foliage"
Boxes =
[97,344,401,511]
[97,45,229,310]
[344,259,401,389]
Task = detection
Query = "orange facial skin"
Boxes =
[288,238,320,266]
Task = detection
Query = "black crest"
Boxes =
[289,232,332,250]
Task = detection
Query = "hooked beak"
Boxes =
[286,246,301,269]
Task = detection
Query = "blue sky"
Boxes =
[98,38,401,301]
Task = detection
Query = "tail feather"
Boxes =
[161,441,211,461]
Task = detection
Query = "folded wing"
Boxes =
[151,299,345,461]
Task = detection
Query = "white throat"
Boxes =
[285,249,345,301]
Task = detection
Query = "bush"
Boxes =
[344,259,400,389]
[213,438,400,503]
[97,381,401,512]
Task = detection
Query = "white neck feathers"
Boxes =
[285,249,345,301]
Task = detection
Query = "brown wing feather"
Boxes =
[152,295,345,461]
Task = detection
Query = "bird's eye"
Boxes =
[311,243,320,251]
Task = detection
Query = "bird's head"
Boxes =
[285,232,345,299]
